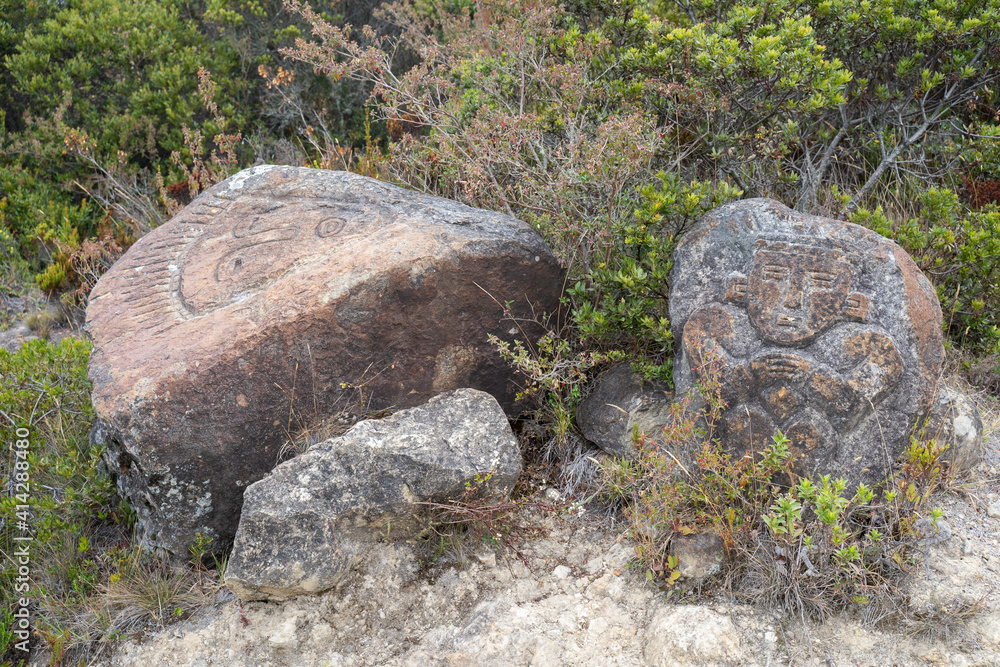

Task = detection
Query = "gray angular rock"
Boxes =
[671,199,944,486]
[914,517,952,547]
[576,364,675,458]
[224,388,522,602]
[85,165,562,557]
[918,385,983,473]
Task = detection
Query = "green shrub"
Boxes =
[0,162,96,266]
[961,122,1000,193]
[0,338,118,660]
[624,0,1000,211]
[490,329,624,462]
[0,220,31,299]
[850,188,1000,356]
[570,175,743,383]
[5,0,247,162]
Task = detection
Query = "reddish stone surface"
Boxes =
[86,166,563,556]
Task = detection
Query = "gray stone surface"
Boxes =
[919,385,984,473]
[671,531,724,583]
[644,605,741,667]
[671,198,944,486]
[0,291,26,316]
[224,389,522,602]
[576,364,675,458]
[0,321,35,354]
[85,166,562,557]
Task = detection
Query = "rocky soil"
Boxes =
[89,404,1000,667]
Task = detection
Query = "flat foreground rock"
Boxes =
[670,199,944,485]
[86,166,562,556]
[224,389,522,602]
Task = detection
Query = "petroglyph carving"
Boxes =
[177,199,390,316]
[683,239,903,467]
[671,199,943,484]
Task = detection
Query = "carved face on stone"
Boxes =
[177,199,388,316]
[727,241,869,345]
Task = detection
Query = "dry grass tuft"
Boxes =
[903,595,987,647]
[96,551,212,634]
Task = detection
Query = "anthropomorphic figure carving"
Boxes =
[682,239,903,469]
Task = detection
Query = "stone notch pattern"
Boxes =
[85,165,563,557]
[670,198,944,485]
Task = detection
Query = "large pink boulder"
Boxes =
[86,166,563,556]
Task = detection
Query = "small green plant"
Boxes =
[188,531,227,581]
[490,328,624,465]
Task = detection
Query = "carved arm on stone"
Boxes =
[749,352,812,387]
[683,305,754,406]
[809,332,904,418]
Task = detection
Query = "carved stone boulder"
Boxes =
[86,166,562,557]
[670,198,944,485]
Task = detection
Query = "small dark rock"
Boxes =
[670,531,725,582]
[576,364,674,458]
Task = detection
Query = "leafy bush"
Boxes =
[5,0,247,162]
[0,220,32,299]
[570,175,743,380]
[490,329,623,462]
[850,188,1000,356]
[0,162,97,269]
[629,0,1000,211]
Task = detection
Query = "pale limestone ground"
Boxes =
[80,393,1000,667]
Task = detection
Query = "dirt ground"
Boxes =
[81,391,1000,667]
